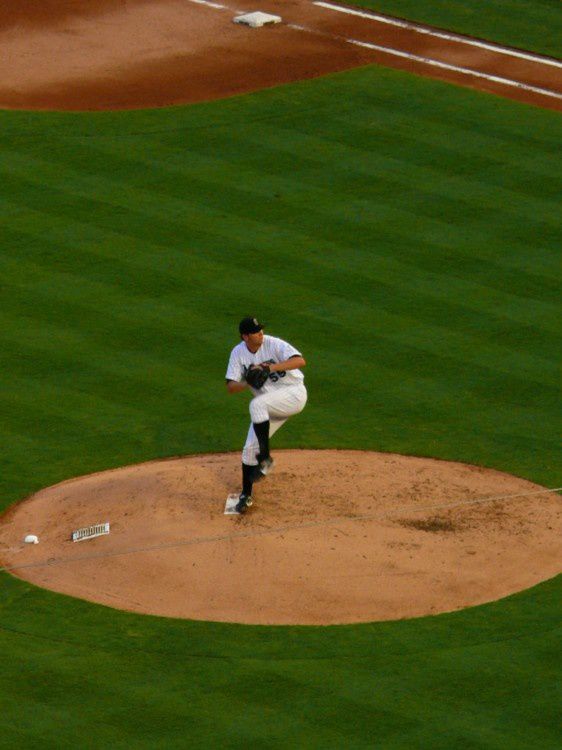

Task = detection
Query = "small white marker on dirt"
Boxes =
[187,0,226,9]
[234,12,282,28]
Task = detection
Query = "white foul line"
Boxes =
[183,0,561,100]
[287,22,562,101]
[314,1,562,70]
[345,37,562,100]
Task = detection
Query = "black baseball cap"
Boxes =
[239,317,264,335]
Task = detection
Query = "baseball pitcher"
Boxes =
[225,317,307,513]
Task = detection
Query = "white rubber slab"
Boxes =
[72,522,110,542]
[224,493,241,515]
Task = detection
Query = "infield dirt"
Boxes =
[1,450,560,625]
[1,0,560,110]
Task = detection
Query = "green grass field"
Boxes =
[355,0,562,58]
[1,64,561,747]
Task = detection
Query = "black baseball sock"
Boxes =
[242,463,254,496]
[252,420,270,460]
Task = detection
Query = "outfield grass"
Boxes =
[1,573,560,748]
[1,67,561,747]
[352,1,562,58]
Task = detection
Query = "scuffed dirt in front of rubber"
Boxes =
[1,450,560,625]
[0,0,560,110]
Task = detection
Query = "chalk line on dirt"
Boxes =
[2,485,560,574]
[314,1,562,70]
[344,37,562,100]
[184,0,562,101]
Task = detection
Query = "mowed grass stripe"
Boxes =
[309,343,558,442]
[3,212,559,398]
[146,123,560,227]
[2,280,558,488]
[335,117,561,192]
[10,104,558,266]
[351,0,562,58]
[2,243,559,481]
[1,223,556,374]
[90,106,560,180]
[0,576,560,748]
[4,154,559,296]
[299,91,562,154]
[3,139,560,331]
[4,184,559,352]
[4,73,561,200]
[80,135,562,280]
[80,123,559,238]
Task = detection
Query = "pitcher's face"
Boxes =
[243,330,264,352]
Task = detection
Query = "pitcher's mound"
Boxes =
[0,450,560,624]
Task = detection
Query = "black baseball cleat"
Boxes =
[251,455,275,483]
[235,493,253,514]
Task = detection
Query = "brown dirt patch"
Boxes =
[0,0,560,111]
[1,450,560,625]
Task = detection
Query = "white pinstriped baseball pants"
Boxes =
[242,384,307,465]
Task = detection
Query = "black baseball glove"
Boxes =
[244,364,270,389]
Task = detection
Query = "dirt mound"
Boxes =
[1,450,560,624]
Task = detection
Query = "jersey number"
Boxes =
[264,359,286,382]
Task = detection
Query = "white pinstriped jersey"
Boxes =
[226,335,304,394]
